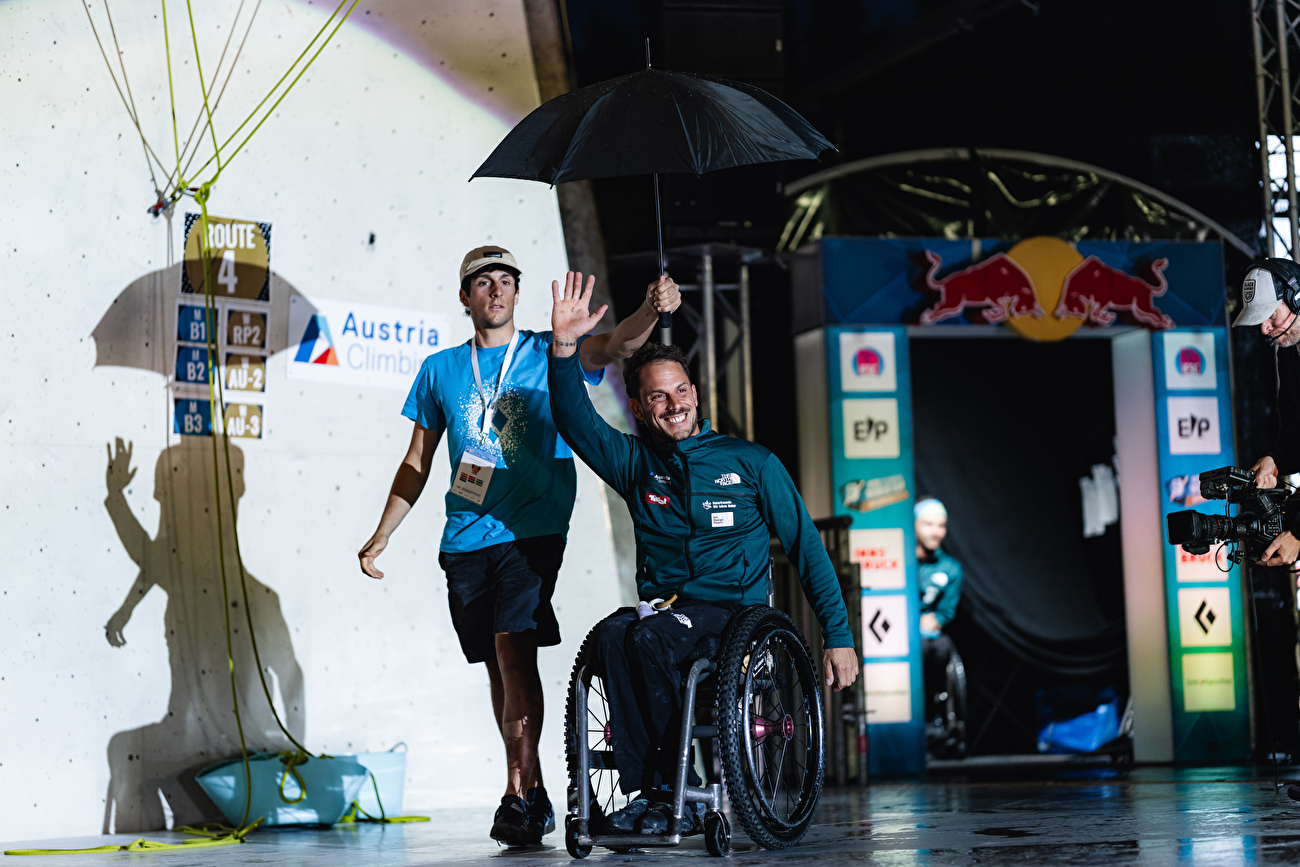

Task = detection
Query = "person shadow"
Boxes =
[102,437,305,833]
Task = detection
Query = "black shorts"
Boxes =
[438,534,565,664]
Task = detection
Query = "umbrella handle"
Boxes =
[658,310,672,329]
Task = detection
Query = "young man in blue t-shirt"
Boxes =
[359,246,678,847]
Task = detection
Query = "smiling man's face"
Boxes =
[630,360,700,443]
[460,269,518,330]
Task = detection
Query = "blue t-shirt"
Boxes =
[402,329,603,553]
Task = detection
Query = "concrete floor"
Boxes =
[8,767,1300,865]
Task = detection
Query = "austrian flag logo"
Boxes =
[646,492,671,507]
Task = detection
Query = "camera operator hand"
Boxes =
[1251,455,1280,489]
[1258,530,1300,567]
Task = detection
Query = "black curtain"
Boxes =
[911,338,1127,679]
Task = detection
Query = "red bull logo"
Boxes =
[919,251,1042,325]
[1176,346,1205,376]
[1055,256,1174,330]
[854,347,884,377]
[918,237,1175,341]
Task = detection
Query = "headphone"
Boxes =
[1249,258,1300,344]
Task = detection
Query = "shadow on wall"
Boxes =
[90,264,314,375]
[101,438,304,833]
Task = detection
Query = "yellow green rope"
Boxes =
[184,0,223,176]
[160,0,183,183]
[15,5,385,855]
[187,0,356,184]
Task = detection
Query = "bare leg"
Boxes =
[486,659,505,732]
[494,631,544,797]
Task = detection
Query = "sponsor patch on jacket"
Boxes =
[711,512,735,528]
[714,472,741,485]
[646,492,671,507]
[652,473,671,484]
[702,499,735,510]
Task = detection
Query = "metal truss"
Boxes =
[1253,0,1300,257]
[614,244,762,441]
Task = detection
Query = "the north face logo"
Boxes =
[646,492,670,507]
[714,473,741,486]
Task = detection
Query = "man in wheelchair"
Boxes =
[547,274,858,850]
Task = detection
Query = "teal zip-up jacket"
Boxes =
[548,352,854,649]
[918,547,963,627]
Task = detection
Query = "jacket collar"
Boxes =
[643,418,714,455]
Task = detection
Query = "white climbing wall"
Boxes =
[0,0,622,840]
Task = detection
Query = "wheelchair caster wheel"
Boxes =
[564,817,590,859]
[704,811,730,857]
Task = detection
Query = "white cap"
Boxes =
[1233,267,1283,327]
[914,498,947,520]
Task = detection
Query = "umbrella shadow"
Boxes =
[90,265,315,376]
[101,437,305,833]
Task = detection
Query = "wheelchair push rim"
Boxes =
[741,626,821,831]
[717,606,825,849]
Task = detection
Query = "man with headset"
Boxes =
[1232,257,1300,567]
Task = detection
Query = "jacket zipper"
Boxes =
[681,449,695,587]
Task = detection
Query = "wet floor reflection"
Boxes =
[11,766,1300,864]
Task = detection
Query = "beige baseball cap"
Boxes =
[459,245,520,281]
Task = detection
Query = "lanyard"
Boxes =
[469,329,520,436]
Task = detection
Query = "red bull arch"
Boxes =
[792,235,1243,775]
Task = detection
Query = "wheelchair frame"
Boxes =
[569,655,724,851]
[565,598,826,858]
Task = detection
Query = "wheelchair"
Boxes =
[563,604,825,858]
[923,634,968,759]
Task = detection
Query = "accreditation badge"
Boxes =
[451,447,496,505]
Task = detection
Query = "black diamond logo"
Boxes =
[1194,600,1216,635]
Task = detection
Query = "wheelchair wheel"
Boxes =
[716,605,825,850]
[565,618,636,829]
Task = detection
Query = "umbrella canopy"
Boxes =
[472,67,834,184]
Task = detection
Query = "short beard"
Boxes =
[651,409,697,443]
[1277,326,1300,349]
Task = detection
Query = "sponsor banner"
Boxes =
[815,237,1226,339]
[1163,332,1216,391]
[181,213,271,302]
[864,662,912,724]
[1174,544,1230,582]
[1151,328,1246,760]
[286,296,450,390]
[1182,652,1235,712]
[842,473,909,513]
[842,398,901,459]
[1178,588,1232,648]
[861,594,910,658]
[849,528,906,589]
[839,331,897,392]
[1166,396,1221,455]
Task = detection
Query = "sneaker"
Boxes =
[606,798,653,833]
[490,795,537,847]
[637,801,704,836]
[525,786,555,838]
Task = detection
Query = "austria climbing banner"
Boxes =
[286,296,450,390]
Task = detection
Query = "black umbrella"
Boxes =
[472,48,835,327]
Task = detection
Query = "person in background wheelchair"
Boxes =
[915,497,967,757]
[547,273,858,847]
